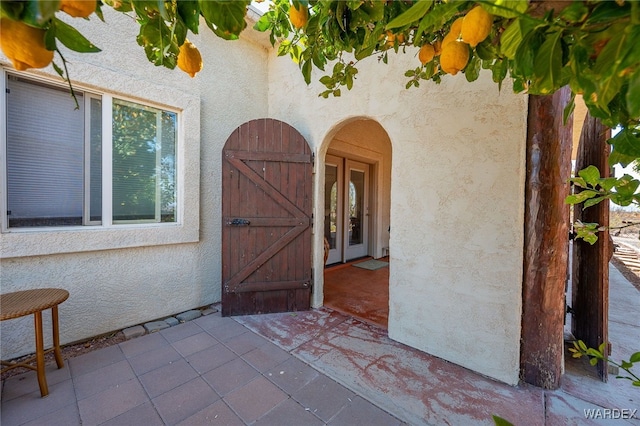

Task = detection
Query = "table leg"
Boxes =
[34,311,49,397]
[51,306,64,368]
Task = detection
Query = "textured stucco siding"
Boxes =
[0,9,269,359]
[267,51,527,385]
[1,9,527,385]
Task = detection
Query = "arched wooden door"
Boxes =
[222,119,313,316]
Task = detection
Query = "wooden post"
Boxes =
[521,87,573,389]
[572,113,610,381]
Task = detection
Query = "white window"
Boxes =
[4,74,178,229]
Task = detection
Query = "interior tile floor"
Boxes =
[323,257,389,329]
[1,262,638,425]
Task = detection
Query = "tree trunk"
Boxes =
[521,87,573,389]
[572,113,610,381]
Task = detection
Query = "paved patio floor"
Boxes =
[1,263,638,425]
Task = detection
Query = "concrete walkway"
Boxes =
[1,264,638,425]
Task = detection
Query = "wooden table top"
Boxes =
[0,288,69,321]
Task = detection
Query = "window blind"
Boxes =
[6,76,85,226]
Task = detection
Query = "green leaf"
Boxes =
[482,0,528,19]
[630,352,640,363]
[53,18,101,53]
[52,60,64,78]
[415,2,460,40]
[583,196,605,209]
[598,342,607,354]
[302,59,312,85]
[614,175,640,198]
[355,22,384,60]
[465,54,481,83]
[586,348,602,358]
[177,0,200,34]
[513,27,544,79]
[103,0,132,12]
[559,2,589,23]
[0,1,25,21]
[253,12,272,32]
[532,30,563,95]
[491,58,508,87]
[492,415,515,426]
[137,17,178,67]
[362,1,384,21]
[600,177,618,191]
[312,48,326,71]
[200,0,249,40]
[500,18,535,59]
[591,26,632,110]
[319,75,334,86]
[609,130,640,166]
[132,1,168,21]
[566,190,598,205]
[585,1,631,26]
[475,40,496,61]
[621,361,633,369]
[626,67,640,118]
[44,25,57,51]
[386,0,432,30]
[578,166,601,186]
[563,94,575,126]
[589,358,598,366]
[570,177,587,189]
[20,0,59,27]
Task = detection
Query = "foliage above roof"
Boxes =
[0,1,638,176]
[1,0,638,161]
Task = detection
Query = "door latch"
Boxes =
[228,218,251,226]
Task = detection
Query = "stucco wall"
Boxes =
[0,9,269,359]
[267,50,527,385]
[1,9,527,385]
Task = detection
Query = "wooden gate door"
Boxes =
[221,119,313,316]
[572,111,610,381]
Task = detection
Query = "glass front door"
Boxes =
[324,155,369,264]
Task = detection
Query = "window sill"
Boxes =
[1,224,199,258]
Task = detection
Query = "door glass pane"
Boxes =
[349,170,365,246]
[324,165,338,249]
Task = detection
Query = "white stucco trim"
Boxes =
[0,65,201,259]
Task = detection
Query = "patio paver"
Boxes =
[1,262,638,425]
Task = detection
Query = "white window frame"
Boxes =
[84,93,102,226]
[0,68,200,258]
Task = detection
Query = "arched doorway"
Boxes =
[319,118,392,328]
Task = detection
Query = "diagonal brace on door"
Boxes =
[224,224,309,293]
[226,157,307,219]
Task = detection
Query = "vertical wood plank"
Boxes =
[572,113,610,381]
[222,119,312,316]
[521,87,573,389]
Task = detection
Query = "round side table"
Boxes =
[1,288,69,397]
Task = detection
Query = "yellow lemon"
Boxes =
[442,17,464,48]
[59,0,97,18]
[385,31,405,49]
[440,41,469,75]
[177,39,203,78]
[418,44,435,65]
[0,18,54,71]
[461,6,493,47]
[433,39,442,56]
[289,3,309,29]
